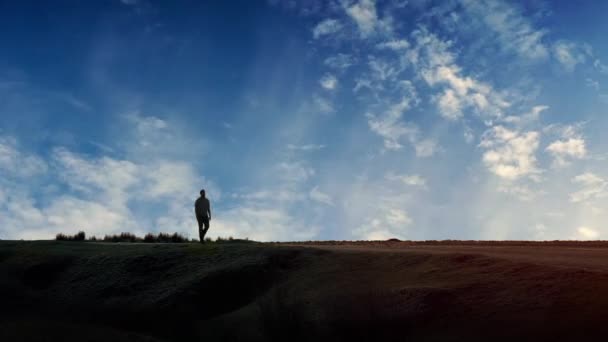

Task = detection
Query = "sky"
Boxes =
[1,0,608,241]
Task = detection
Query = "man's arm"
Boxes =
[208,200,211,220]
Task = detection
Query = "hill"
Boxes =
[2,240,608,341]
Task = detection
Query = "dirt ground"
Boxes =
[4,240,608,341]
[287,241,608,271]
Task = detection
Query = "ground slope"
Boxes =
[2,240,608,341]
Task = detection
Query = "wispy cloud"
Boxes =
[310,186,334,206]
[570,172,608,203]
[312,18,343,39]
[287,144,326,151]
[343,0,378,38]
[553,40,589,72]
[460,0,549,60]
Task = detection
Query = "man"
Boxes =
[194,189,211,243]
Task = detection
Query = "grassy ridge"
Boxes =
[0,240,304,341]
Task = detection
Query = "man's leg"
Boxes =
[201,219,210,241]
[197,217,205,243]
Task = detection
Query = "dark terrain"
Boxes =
[2,240,608,341]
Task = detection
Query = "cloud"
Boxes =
[570,172,608,203]
[344,0,378,38]
[503,105,548,126]
[211,206,318,241]
[376,39,410,50]
[368,56,401,82]
[231,190,303,202]
[410,29,509,121]
[310,186,334,206]
[546,138,586,167]
[577,226,599,240]
[553,41,588,72]
[497,184,538,201]
[0,112,219,240]
[320,73,338,90]
[313,94,335,114]
[460,0,549,60]
[0,137,48,178]
[277,161,315,183]
[585,78,600,91]
[366,97,418,150]
[385,172,426,187]
[287,144,326,151]
[479,126,541,180]
[324,53,356,70]
[594,59,608,74]
[312,18,343,39]
[414,139,439,157]
[385,208,412,226]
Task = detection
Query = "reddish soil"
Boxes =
[269,241,608,341]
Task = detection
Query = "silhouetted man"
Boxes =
[195,189,211,243]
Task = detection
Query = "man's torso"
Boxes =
[195,197,210,217]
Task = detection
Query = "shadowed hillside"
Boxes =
[2,240,608,341]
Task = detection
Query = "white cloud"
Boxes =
[287,144,326,151]
[497,183,538,201]
[479,126,541,180]
[385,208,412,226]
[313,94,335,113]
[414,139,439,157]
[594,59,608,74]
[586,78,600,91]
[543,122,586,139]
[344,0,378,38]
[385,172,426,186]
[546,138,586,167]
[366,97,417,150]
[577,226,599,240]
[0,114,219,240]
[231,190,303,202]
[436,88,462,120]
[553,41,587,72]
[312,18,343,39]
[410,29,509,121]
[570,172,608,203]
[324,53,356,70]
[144,161,202,200]
[310,186,334,206]
[53,148,139,205]
[0,137,48,178]
[277,161,315,183]
[211,206,317,242]
[503,105,548,126]
[376,39,410,50]
[44,196,138,237]
[320,73,338,90]
[460,0,549,60]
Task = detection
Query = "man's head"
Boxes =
[200,189,206,197]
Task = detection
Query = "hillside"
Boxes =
[2,240,608,341]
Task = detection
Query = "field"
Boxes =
[2,240,608,341]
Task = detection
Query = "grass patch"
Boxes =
[55,231,193,243]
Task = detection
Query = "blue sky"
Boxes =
[1,0,608,241]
